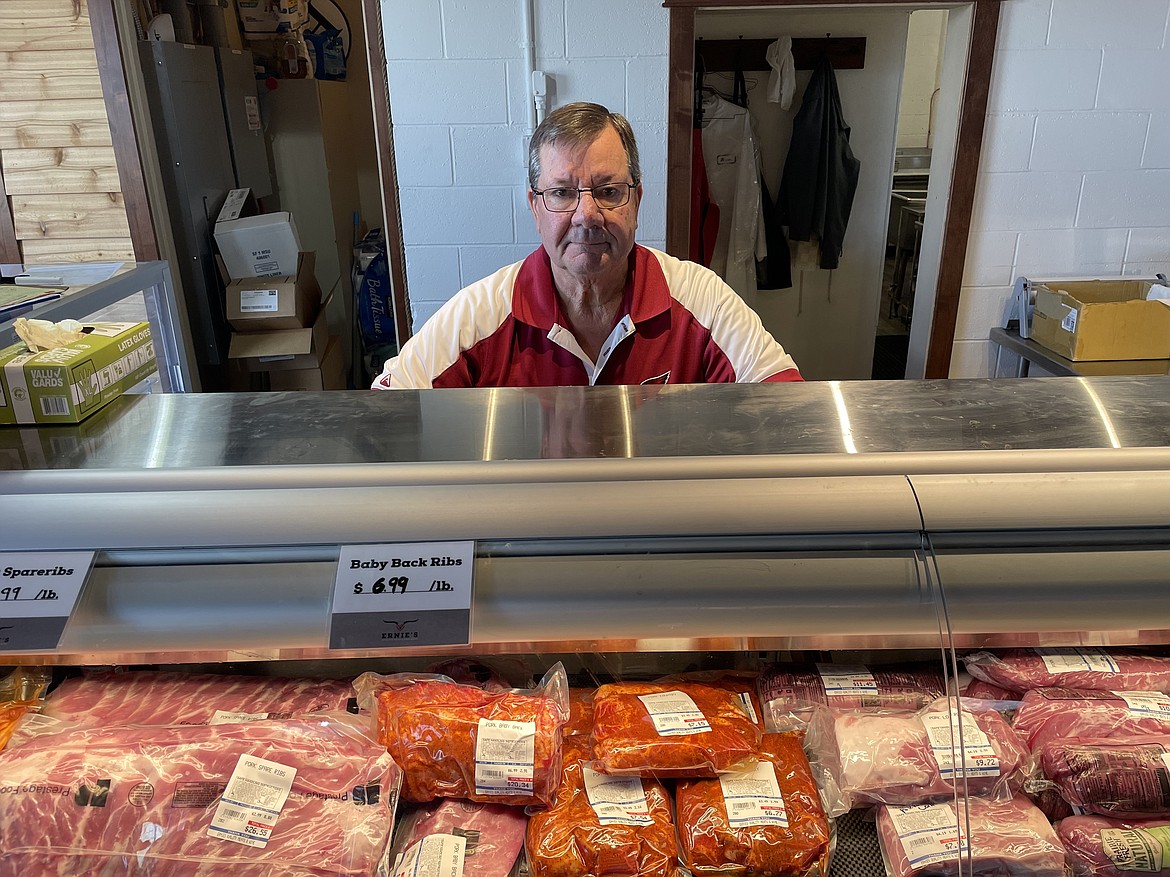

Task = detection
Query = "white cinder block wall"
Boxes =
[382,0,1170,379]
[381,0,669,329]
[955,0,1170,377]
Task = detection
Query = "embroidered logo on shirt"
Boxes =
[641,371,670,385]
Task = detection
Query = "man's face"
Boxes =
[528,125,642,286]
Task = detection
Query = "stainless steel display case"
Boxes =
[1,377,1169,668]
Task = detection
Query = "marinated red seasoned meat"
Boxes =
[1058,814,1170,876]
[1039,736,1170,818]
[0,714,400,876]
[591,682,761,777]
[832,698,1029,805]
[658,670,767,729]
[358,670,567,807]
[677,732,831,876]
[965,649,1170,693]
[1013,688,1170,754]
[527,737,677,877]
[42,670,353,725]
[566,688,596,737]
[389,798,527,877]
[875,795,1066,877]
[0,667,49,750]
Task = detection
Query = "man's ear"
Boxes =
[527,188,539,222]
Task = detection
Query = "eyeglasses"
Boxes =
[531,182,636,212]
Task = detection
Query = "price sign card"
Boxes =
[0,552,94,651]
[329,542,474,649]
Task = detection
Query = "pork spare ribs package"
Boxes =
[0,712,402,876]
[819,697,1030,807]
[386,797,528,877]
[590,681,762,777]
[39,669,356,727]
[874,795,1067,877]
[526,736,679,877]
[964,648,1170,693]
[353,663,569,807]
[1057,814,1170,877]
[676,731,832,877]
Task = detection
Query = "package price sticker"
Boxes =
[329,542,474,650]
[0,551,94,651]
[208,754,296,849]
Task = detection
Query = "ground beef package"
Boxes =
[676,732,832,877]
[1013,688,1170,754]
[0,713,401,876]
[41,670,355,727]
[526,737,679,877]
[591,681,762,777]
[964,649,1170,693]
[354,664,569,807]
[830,697,1030,806]
[875,795,1066,877]
[1058,814,1170,876]
[1039,735,1170,818]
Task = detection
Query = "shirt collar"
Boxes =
[512,245,671,330]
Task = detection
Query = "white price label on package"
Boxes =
[0,551,94,651]
[208,754,296,849]
[329,542,474,649]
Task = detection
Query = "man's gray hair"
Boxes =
[527,102,642,190]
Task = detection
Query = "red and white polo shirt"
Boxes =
[372,245,802,389]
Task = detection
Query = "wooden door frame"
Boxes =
[664,0,1001,378]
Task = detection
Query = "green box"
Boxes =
[0,322,157,425]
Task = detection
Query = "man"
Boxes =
[372,102,801,389]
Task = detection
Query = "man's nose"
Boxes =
[573,190,605,223]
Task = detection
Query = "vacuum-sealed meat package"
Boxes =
[1039,736,1170,818]
[759,663,945,729]
[388,798,527,877]
[41,670,355,726]
[964,649,1170,693]
[354,664,568,806]
[565,688,596,738]
[0,713,401,876]
[658,670,766,729]
[1013,688,1170,753]
[677,731,831,877]
[591,681,761,777]
[526,737,678,877]
[831,698,1029,806]
[875,795,1066,877]
[1058,814,1170,876]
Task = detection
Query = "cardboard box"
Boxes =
[227,298,330,371]
[0,322,157,425]
[214,211,302,279]
[225,251,320,331]
[267,335,345,390]
[1032,279,1170,361]
[216,187,258,224]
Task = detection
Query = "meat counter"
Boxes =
[1,377,1169,876]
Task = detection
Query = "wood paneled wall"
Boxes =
[0,0,134,265]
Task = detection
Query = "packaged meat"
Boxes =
[759,663,945,730]
[830,697,1030,806]
[388,798,527,877]
[0,667,50,750]
[964,648,1170,693]
[0,712,401,876]
[526,736,678,877]
[1013,688,1170,754]
[677,732,832,877]
[1058,814,1170,876]
[875,795,1066,877]
[426,659,517,693]
[961,680,1023,703]
[354,663,568,806]
[591,681,761,777]
[659,669,767,729]
[566,688,596,737]
[41,670,355,726]
[1039,736,1170,818]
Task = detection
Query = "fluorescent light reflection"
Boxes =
[828,381,859,455]
[1076,378,1122,449]
[482,388,499,460]
[620,389,634,458]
